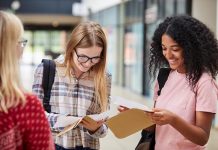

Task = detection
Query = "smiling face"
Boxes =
[161,34,185,73]
[73,46,103,74]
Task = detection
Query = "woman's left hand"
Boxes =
[80,118,105,133]
[150,108,176,125]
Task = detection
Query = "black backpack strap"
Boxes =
[137,68,170,150]
[157,68,171,96]
[42,59,56,113]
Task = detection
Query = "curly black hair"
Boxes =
[149,15,218,88]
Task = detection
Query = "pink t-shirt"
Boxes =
[154,70,218,150]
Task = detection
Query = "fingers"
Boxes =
[150,111,165,125]
[80,118,104,132]
[117,105,129,112]
[80,119,89,127]
[153,111,164,117]
[81,118,103,126]
[97,120,104,124]
[117,107,123,112]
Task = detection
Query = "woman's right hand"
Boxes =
[117,105,129,112]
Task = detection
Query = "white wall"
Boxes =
[192,0,217,36]
[82,0,124,13]
[192,0,218,128]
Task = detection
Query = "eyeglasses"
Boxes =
[75,50,101,64]
[18,39,28,48]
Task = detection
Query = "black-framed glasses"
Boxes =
[18,39,28,48]
[75,50,101,64]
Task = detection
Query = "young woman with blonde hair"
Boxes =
[0,11,54,150]
[32,21,112,150]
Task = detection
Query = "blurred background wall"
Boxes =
[0,0,218,128]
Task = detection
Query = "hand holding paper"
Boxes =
[112,96,153,112]
[80,111,109,132]
[54,111,109,137]
[80,116,104,132]
[53,97,154,139]
[106,108,154,138]
[104,96,154,139]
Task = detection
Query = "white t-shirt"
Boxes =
[154,70,218,150]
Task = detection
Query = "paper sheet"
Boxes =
[54,116,81,128]
[54,111,110,137]
[112,96,152,112]
[56,118,82,137]
[106,108,154,138]
[88,111,109,121]
[54,111,109,128]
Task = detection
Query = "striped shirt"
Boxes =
[32,58,111,150]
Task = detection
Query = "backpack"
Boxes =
[157,68,171,96]
[135,68,171,150]
[41,59,56,113]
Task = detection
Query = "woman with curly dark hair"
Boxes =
[148,15,218,149]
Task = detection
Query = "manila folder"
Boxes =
[106,108,154,139]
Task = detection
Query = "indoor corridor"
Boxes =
[21,64,218,150]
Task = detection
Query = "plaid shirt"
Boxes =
[32,58,111,150]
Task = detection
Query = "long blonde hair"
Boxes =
[63,21,108,112]
[0,11,25,113]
